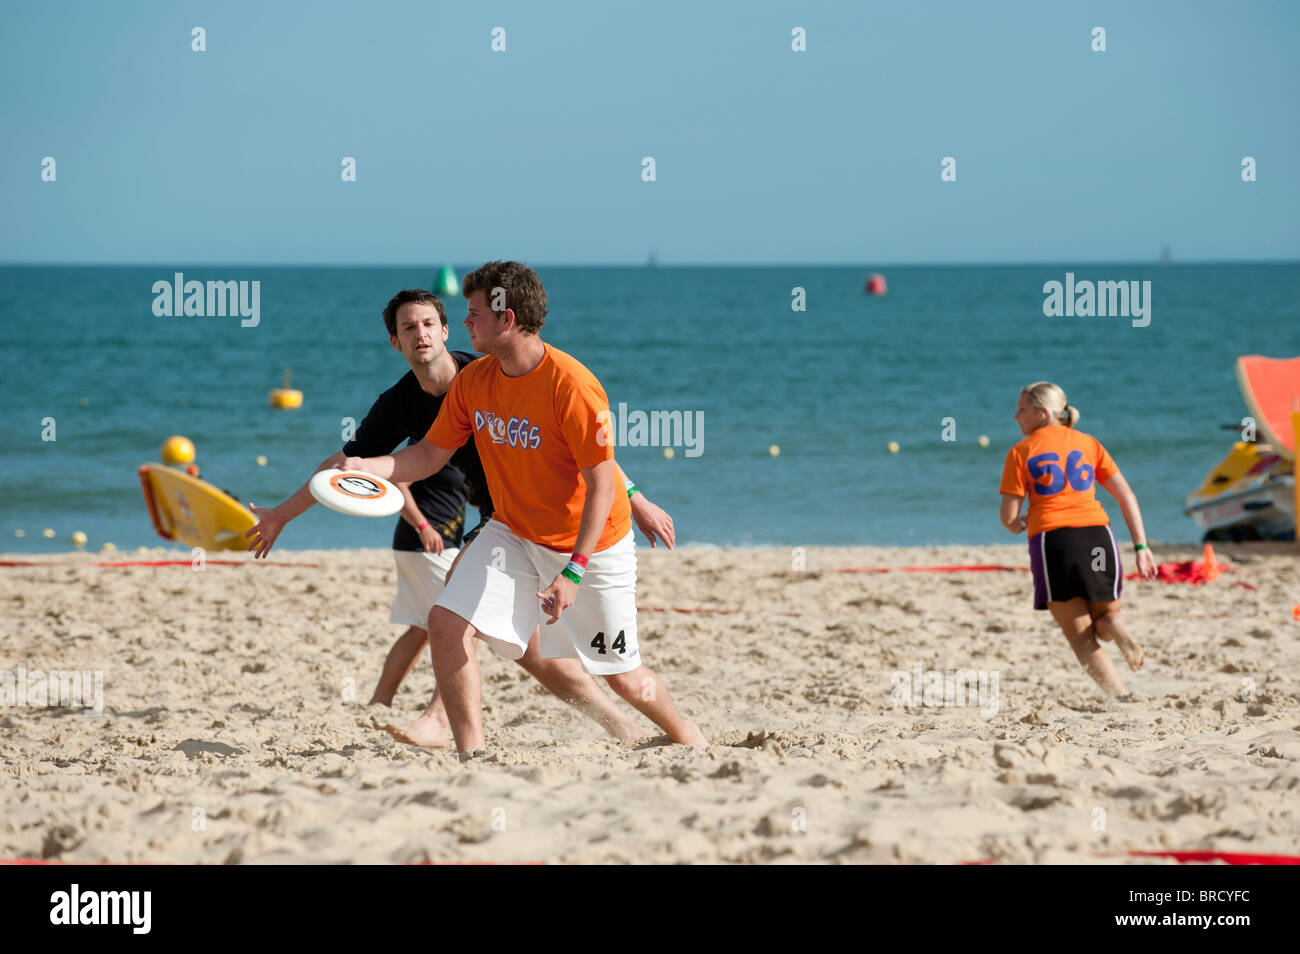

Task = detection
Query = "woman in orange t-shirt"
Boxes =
[999,382,1158,697]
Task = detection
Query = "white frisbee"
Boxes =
[308,469,403,518]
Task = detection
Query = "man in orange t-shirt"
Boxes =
[344,261,706,752]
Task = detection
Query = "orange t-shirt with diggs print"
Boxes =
[425,342,631,551]
[1000,425,1119,537]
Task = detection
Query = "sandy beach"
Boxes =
[1,542,1297,864]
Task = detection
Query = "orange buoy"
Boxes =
[865,274,887,296]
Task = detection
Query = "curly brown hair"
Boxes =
[382,289,447,338]
[462,261,547,334]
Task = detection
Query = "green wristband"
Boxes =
[561,567,583,585]
[1134,543,1149,552]
[626,483,639,498]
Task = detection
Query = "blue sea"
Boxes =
[1,264,1297,553]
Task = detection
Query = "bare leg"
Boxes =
[425,606,485,752]
[369,625,428,706]
[1088,600,1144,671]
[515,631,645,740]
[1049,598,1129,696]
[390,628,647,746]
[381,548,463,747]
[603,666,707,748]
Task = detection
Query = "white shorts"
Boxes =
[390,548,460,628]
[433,519,640,675]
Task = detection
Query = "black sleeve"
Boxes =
[341,387,407,458]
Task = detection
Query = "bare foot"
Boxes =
[384,712,452,748]
[673,720,709,749]
[610,718,650,742]
[1112,629,1145,672]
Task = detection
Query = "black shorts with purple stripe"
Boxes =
[1028,525,1123,610]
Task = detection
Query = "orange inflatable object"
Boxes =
[1235,355,1300,459]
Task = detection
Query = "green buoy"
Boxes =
[434,265,460,298]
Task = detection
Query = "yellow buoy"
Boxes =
[100,541,117,553]
[269,367,303,409]
[14,529,25,538]
[161,435,196,465]
[888,441,900,454]
[978,435,990,447]
[663,447,675,459]
[71,531,87,547]
[768,444,780,457]
[42,528,55,538]
[256,454,268,466]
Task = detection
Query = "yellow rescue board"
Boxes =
[139,464,256,551]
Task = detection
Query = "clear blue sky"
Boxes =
[3,0,1297,265]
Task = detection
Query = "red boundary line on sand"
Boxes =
[2,561,1024,572]
[0,560,319,568]
[0,863,538,868]
[0,860,170,866]
[828,565,1256,588]
[836,565,1029,574]
[1126,850,1300,865]
[0,859,534,865]
[638,605,803,617]
[9,852,1295,866]
[964,851,1300,865]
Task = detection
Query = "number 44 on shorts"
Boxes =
[590,631,627,655]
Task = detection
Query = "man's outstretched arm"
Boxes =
[342,439,454,484]
[246,450,348,558]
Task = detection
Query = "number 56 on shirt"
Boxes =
[1027,450,1095,496]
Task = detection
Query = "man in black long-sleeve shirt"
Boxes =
[247,290,675,746]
